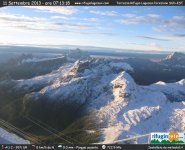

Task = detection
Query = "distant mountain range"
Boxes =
[0,44,174,54]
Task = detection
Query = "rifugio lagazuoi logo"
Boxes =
[150,132,185,144]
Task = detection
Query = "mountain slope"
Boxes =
[96,75,185,143]
[0,57,185,144]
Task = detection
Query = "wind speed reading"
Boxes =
[3,0,71,6]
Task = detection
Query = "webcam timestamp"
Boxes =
[3,0,71,6]
[31,0,71,6]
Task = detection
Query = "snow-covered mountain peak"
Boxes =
[165,52,185,61]
[111,71,137,98]
[69,59,93,76]
[69,58,133,77]
[155,81,166,85]
[160,52,185,68]
[178,79,185,85]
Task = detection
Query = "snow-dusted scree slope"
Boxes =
[4,57,185,144]
[0,128,30,144]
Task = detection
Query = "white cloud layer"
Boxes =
[0,12,114,36]
[119,14,185,34]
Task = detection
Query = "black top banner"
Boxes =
[0,0,184,6]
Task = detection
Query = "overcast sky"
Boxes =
[0,6,185,51]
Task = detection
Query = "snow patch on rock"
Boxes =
[0,128,30,144]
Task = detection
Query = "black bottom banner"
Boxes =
[1,144,185,150]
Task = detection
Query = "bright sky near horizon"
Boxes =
[0,6,185,51]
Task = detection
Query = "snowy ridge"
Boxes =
[16,59,133,104]
[6,58,185,144]
[148,80,185,102]
[97,75,185,144]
